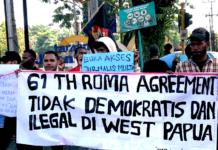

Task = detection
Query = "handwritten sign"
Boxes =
[0,65,19,117]
[17,71,217,149]
[82,52,134,73]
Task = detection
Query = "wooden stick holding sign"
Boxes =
[138,30,144,71]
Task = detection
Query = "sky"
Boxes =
[0,0,218,33]
[182,0,218,33]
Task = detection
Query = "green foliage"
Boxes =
[132,0,181,61]
[0,21,74,61]
[0,21,31,57]
[17,28,26,55]
[0,22,7,57]
[29,24,73,55]
[41,0,78,28]
[41,0,132,29]
[165,26,180,49]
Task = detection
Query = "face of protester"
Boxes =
[190,39,209,60]
[74,48,87,67]
[21,52,35,69]
[43,54,58,71]
[96,46,108,53]
[75,48,87,60]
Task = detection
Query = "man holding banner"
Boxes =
[0,51,21,150]
[176,27,218,148]
[42,51,64,150]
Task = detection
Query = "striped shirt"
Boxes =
[176,55,218,72]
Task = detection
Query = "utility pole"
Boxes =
[73,0,85,36]
[4,0,9,52]
[73,0,77,35]
[89,0,98,17]
[207,12,212,51]
[181,3,185,54]
[87,1,91,19]
[210,1,214,51]
[23,0,30,50]
[203,0,216,51]
[4,0,19,53]
[205,12,218,51]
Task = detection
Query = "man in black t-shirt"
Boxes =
[143,45,169,73]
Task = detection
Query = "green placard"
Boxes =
[119,1,157,33]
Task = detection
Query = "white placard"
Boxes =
[0,65,19,117]
[17,71,217,150]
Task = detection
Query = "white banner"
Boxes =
[0,65,19,117]
[17,71,217,150]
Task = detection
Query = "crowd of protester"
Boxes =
[0,27,217,150]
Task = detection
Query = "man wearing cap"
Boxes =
[176,27,218,148]
[143,45,169,72]
[176,27,218,72]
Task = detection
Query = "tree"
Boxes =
[0,21,27,57]
[16,28,26,55]
[41,0,84,28]
[131,0,181,61]
[29,24,73,55]
[41,0,132,29]
[132,0,194,61]
[57,28,74,42]
[165,25,180,49]
[0,22,7,58]
[29,25,60,54]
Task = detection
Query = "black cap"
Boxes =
[0,51,21,64]
[149,45,159,56]
[189,27,210,41]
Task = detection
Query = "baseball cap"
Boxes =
[188,27,210,41]
[149,45,159,56]
[0,51,21,64]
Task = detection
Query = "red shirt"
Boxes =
[68,67,80,72]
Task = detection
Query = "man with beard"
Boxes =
[15,50,43,150]
[20,49,39,70]
[176,27,218,149]
[176,27,218,72]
